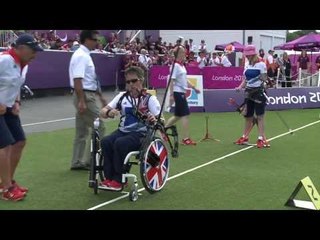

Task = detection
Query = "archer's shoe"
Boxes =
[234,136,249,145]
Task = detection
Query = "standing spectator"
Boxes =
[68,30,106,170]
[297,50,310,86]
[165,46,201,145]
[266,49,275,81]
[0,34,43,201]
[258,49,266,63]
[316,55,320,71]
[281,52,292,87]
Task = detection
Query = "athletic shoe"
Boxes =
[182,138,197,145]
[1,186,25,201]
[234,136,249,145]
[105,180,123,191]
[256,139,265,148]
[12,180,28,193]
[263,138,271,148]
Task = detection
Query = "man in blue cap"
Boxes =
[0,34,42,201]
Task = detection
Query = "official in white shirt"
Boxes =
[69,30,106,170]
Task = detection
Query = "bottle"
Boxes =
[93,118,100,130]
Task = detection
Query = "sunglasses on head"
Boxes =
[126,78,139,84]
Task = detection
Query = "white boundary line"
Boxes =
[22,117,75,127]
[86,119,319,210]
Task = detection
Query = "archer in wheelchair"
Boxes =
[88,66,179,201]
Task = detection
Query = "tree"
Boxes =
[286,30,318,42]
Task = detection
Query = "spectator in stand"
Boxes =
[196,50,208,69]
[93,43,107,53]
[162,52,174,66]
[258,49,266,63]
[47,30,56,41]
[186,51,198,67]
[39,38,50,49]
[50,38,63,50]
[61,39,74,51]
[297,50,310,86]
[189,39,197,54]
[198,40,207,53]
[33,31,40,42]
[184,40,190,57]
[70,41,80,51]
[208,51,220,66]
[144,35,152,50]
[216,51,232,67]
[148,50,157,65]
[138,49,152,70]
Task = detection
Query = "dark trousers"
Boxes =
[101,129,143,183]
[281,75,291,88]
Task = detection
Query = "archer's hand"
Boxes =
[11,102,20,116]
[0,104,6,115]
[194,88,201,94]
[146,112,157,124]
[78,101,87,114]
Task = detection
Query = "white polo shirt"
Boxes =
[0,51,28,107]
[170,62,187,93]
[69,45,97,91]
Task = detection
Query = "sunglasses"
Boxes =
[90,38,98,42]
[126,78,139,84]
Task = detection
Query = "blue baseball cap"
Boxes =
[15,34,43,51]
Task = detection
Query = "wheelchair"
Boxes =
[88,115,179,202]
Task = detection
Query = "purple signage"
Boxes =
[149,65,170,88]
[149,66,244,89]
[202,67,243,89]
[25,51,125,89]
[204,87,320,112]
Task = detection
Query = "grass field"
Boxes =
[1,109,320,210]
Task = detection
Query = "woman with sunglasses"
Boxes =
[99,66,161,191]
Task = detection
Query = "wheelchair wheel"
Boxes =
[129,184,139,202]
[140,138,170,194]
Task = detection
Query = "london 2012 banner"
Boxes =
[164,75,204,111]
